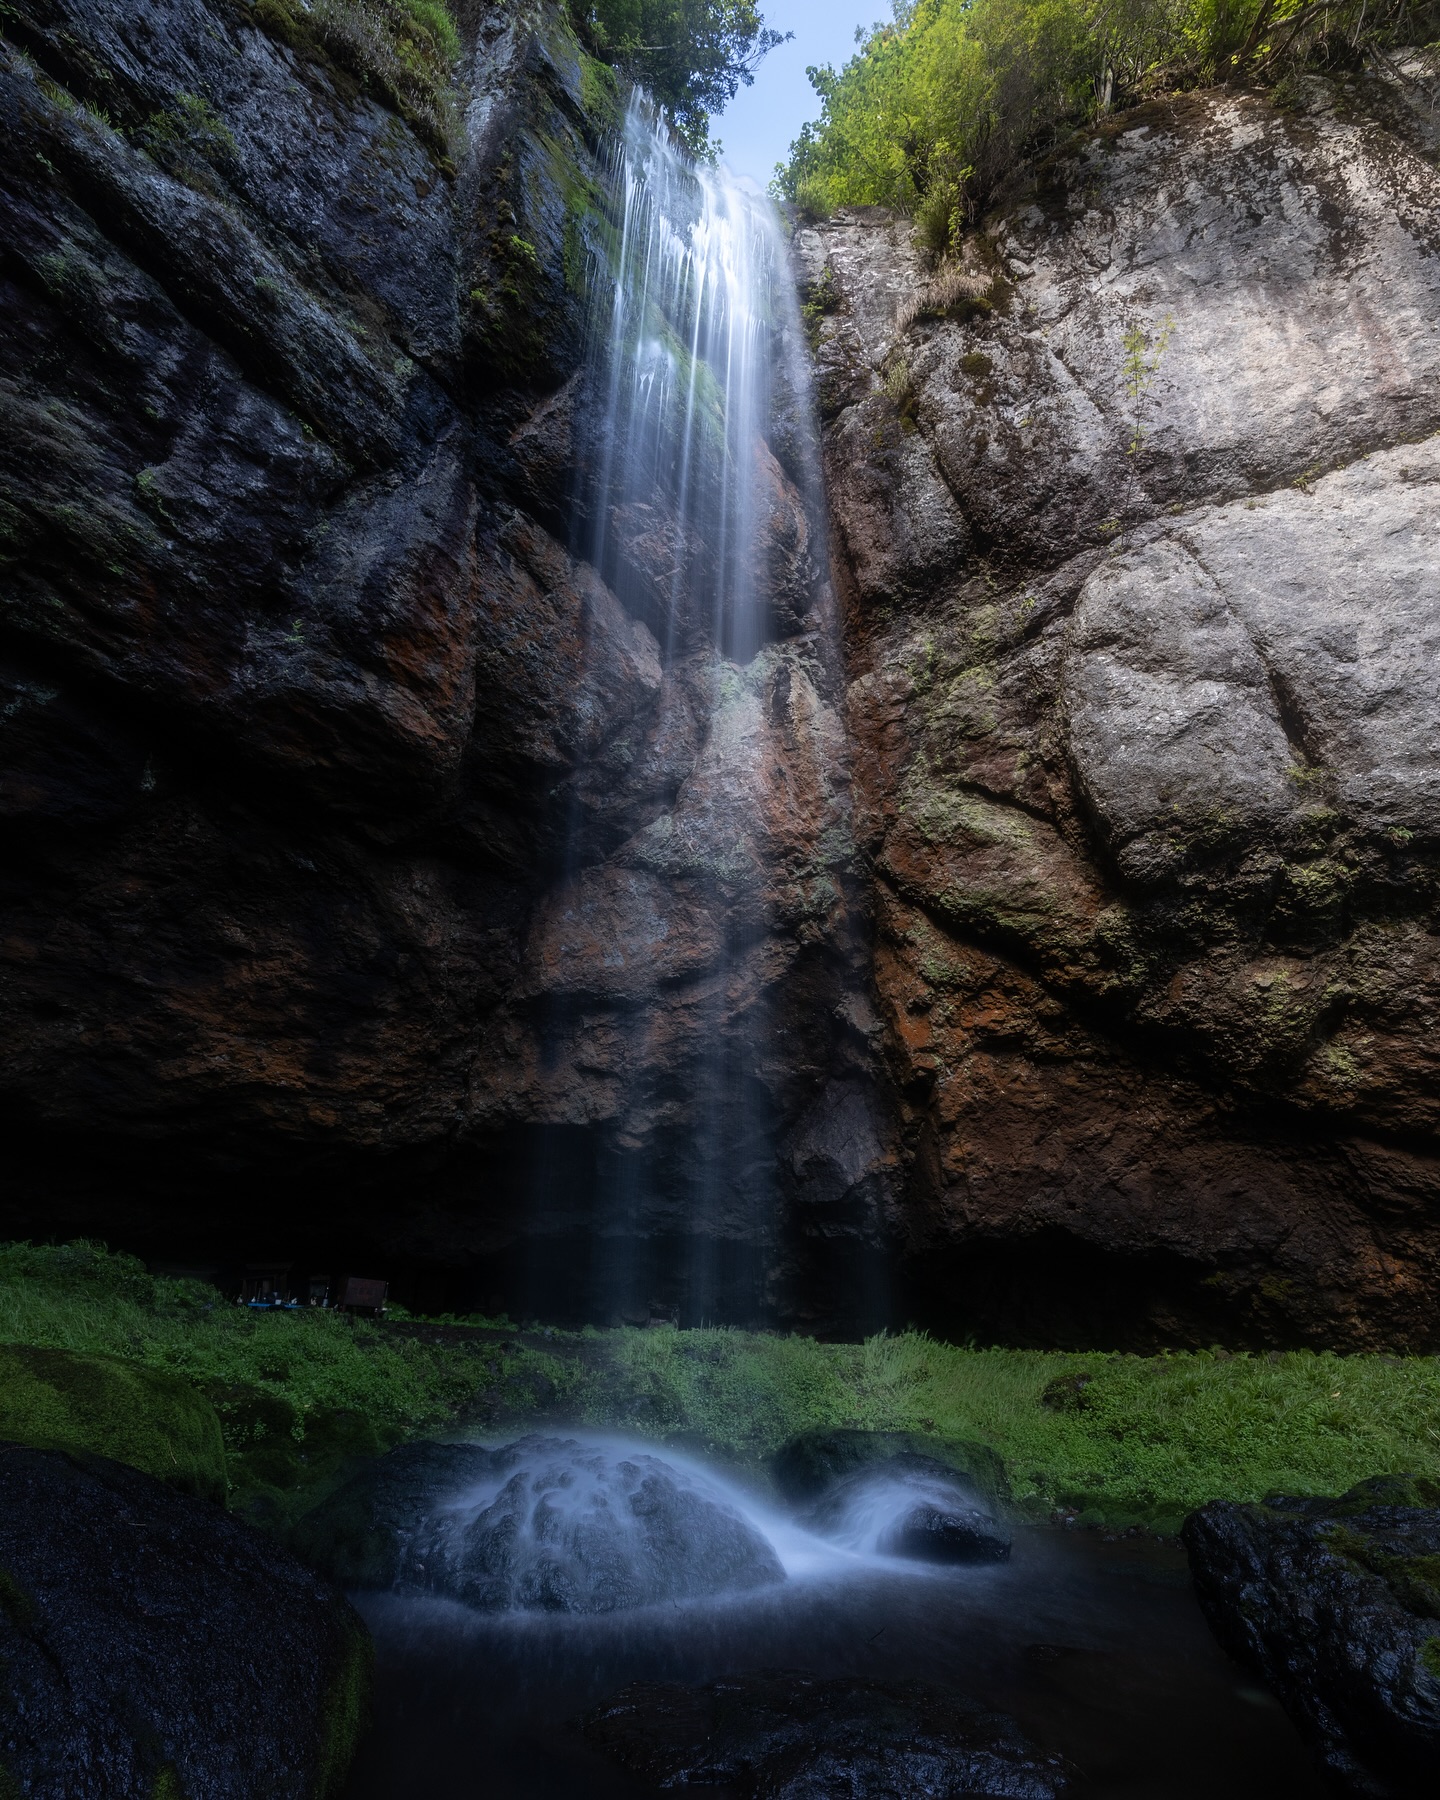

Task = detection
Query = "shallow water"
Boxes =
[340,1441,1325,1799]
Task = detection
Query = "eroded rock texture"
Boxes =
[801,80,1440,1346]
[0,0,879,1323]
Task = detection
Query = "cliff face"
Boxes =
[7,4,1440,1348]
[0,0,882,1323]
[801,77,1440,1347]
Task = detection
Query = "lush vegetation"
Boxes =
[0,1242,494,1522]
[778,0,1440,249]
[574,1325,1440,1531]
[0,1341,227,1501]
[571,0,788,146]
[3,1243,1438,1534]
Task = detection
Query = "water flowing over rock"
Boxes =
[800,79,1440,1348]
[803,1457,1012,1565]
[292,1434,785,1613]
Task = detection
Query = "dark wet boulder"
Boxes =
[0,1442,370,1800]
[1182,1477,1440,1798]
[289,1439,506,1588]
[292,1434,785,1613]
[772,1427,1009,1505]
[773,1429,1011,1563]
[803,1456,1012,1565]
[0,1342,227,1501]
[585,1668,1076,1798]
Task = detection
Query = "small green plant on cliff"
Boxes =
[1122,312,1175,452]
[136,91,239,172]
[777,0,1440,249]
[249,0,462,163]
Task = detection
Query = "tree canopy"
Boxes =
[777,0,1439,249]
[574,0,789,147]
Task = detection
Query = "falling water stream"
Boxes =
[343,108,1325,1799]
[525,96,824,1327]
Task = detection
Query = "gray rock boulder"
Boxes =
[0,1442,370,1800]
[293,1434,786,1613]
[802,75,1440,1349]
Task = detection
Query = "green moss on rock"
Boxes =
[313,1610,374,1799]
[0,1343,226,1503]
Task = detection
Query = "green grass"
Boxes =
[0,1243,494,1522]
[570,1328,1440,1531]
[2,1244,1438,1534]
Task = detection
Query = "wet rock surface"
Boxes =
[584,1668,1075,1798]
[293,1434,785,1612]
[773,1427,1009,1505]
[800,79,1440,1348]
[0,1442,370,1800]
[1183,1478,1440,1798]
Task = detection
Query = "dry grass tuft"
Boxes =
[896,264,993,336]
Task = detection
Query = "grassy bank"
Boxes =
[3,1244,1439,1533]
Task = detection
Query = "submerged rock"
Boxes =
[292,1434,785,1613]
[1182,1478,1440,1797]
[0,1442,370,1800]
[585,1668,1075,1798]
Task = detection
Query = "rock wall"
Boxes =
[0,0,883,1325]
[801,76,1440,1347]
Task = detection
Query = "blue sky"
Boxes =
[711,0,890,188]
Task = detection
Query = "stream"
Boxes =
[337,1436,1323,1798]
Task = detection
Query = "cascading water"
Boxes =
[527,98,829,1327]
[584,99,787,663]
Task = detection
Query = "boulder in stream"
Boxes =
[292,1434,785,1613]
[1182,1477,1440,1798]
[0,1442,370,1800]
[774,1429,1011,1563]
[585,1668,1076,1798]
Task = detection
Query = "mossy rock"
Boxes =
[770,1429,1010,1508]
[215,1385,389,1530]
[0,1344,226,1503]
[289,1440,498,1588]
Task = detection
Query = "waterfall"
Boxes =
[582,98,796,659]
[526,97,831,1328]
